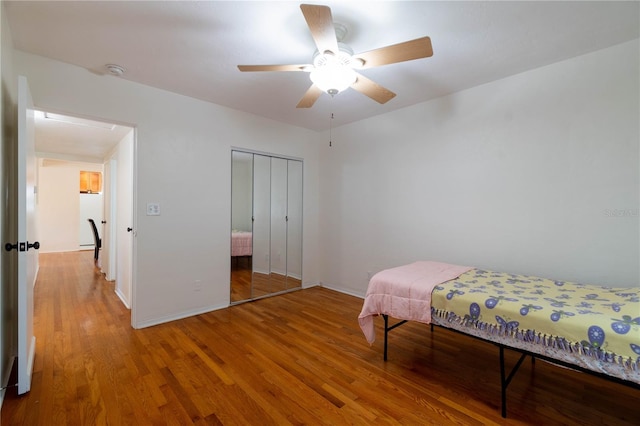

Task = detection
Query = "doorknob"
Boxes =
[127,227,133,232]
[5,241,40,251]
[101,220,107,224]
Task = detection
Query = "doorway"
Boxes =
[34,110,136,311]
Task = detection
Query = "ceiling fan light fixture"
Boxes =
[310,63,356,95]
[310,43,358,95]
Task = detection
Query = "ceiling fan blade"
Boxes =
[300,4,339,55]
[296,84,323,108]
[238,64,309,72]
[355,36,433,69]
[350,73,396,104]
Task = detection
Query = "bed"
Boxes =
[231,230,252,257]
[358,261,640,417]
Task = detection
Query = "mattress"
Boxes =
[431,268,640,383]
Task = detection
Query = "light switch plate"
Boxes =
[146,203,160,216]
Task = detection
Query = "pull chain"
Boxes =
[329,112,334,147]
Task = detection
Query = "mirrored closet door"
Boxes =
[230,150,303,303]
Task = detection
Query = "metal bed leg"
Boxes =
[383,315,389,361]
[499,345,529,418]
[381,315,408,362]
[500,346,507,418]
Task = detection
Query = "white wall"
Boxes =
[13,51,322,328]
[79,193,103,246]
[320,39,640,296]
[37,159,103,252]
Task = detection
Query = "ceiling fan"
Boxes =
[238,4,433,108]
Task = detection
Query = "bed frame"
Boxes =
[381,314,640,418]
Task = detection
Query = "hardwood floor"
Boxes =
[2,251,639,425]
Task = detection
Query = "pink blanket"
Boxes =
[231,231,252,256]
[358,261,473,344]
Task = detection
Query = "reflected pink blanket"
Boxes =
[358,261,473,344]
[231,231,252,256]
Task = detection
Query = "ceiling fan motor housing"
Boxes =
[312,42,356,67]
[310,43,362,95]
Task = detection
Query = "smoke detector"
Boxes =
[105,64,125,76]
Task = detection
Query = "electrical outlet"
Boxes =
[193,280,202,291]
[146,203,160,216]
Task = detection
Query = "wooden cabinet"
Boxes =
[80,171,102,193]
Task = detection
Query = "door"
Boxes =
[116,132,134,308]
[16,75,38,394]
[230,151,254,302]
[252,154,271,297]
[270,157,287,292]
[103,158,117,281]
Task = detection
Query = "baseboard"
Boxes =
[39,248,92,254]
[318,283,366,299]
[114,288,131,309]
[301,281,320,289]
[133,303,229,329]
[133,284,356,329]
[25,336,36,392]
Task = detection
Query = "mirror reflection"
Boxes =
[230,151,254,301]
[231,150,303,303]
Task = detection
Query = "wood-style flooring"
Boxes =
[2,251,639,425]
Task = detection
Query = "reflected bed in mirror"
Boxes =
[231,230,253,302]
[231,230,252,257]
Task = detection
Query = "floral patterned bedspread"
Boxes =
[432,269,640,364]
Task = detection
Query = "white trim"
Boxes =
[133,303,229,329]
[114,288,130,309]
[319,283,365,299]
[25,335,35,381]
[130,128,138,329]
[230,146,303,162]
[301,281,320,290]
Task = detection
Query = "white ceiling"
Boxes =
[33,111,132,163]
[5,1,639,158]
